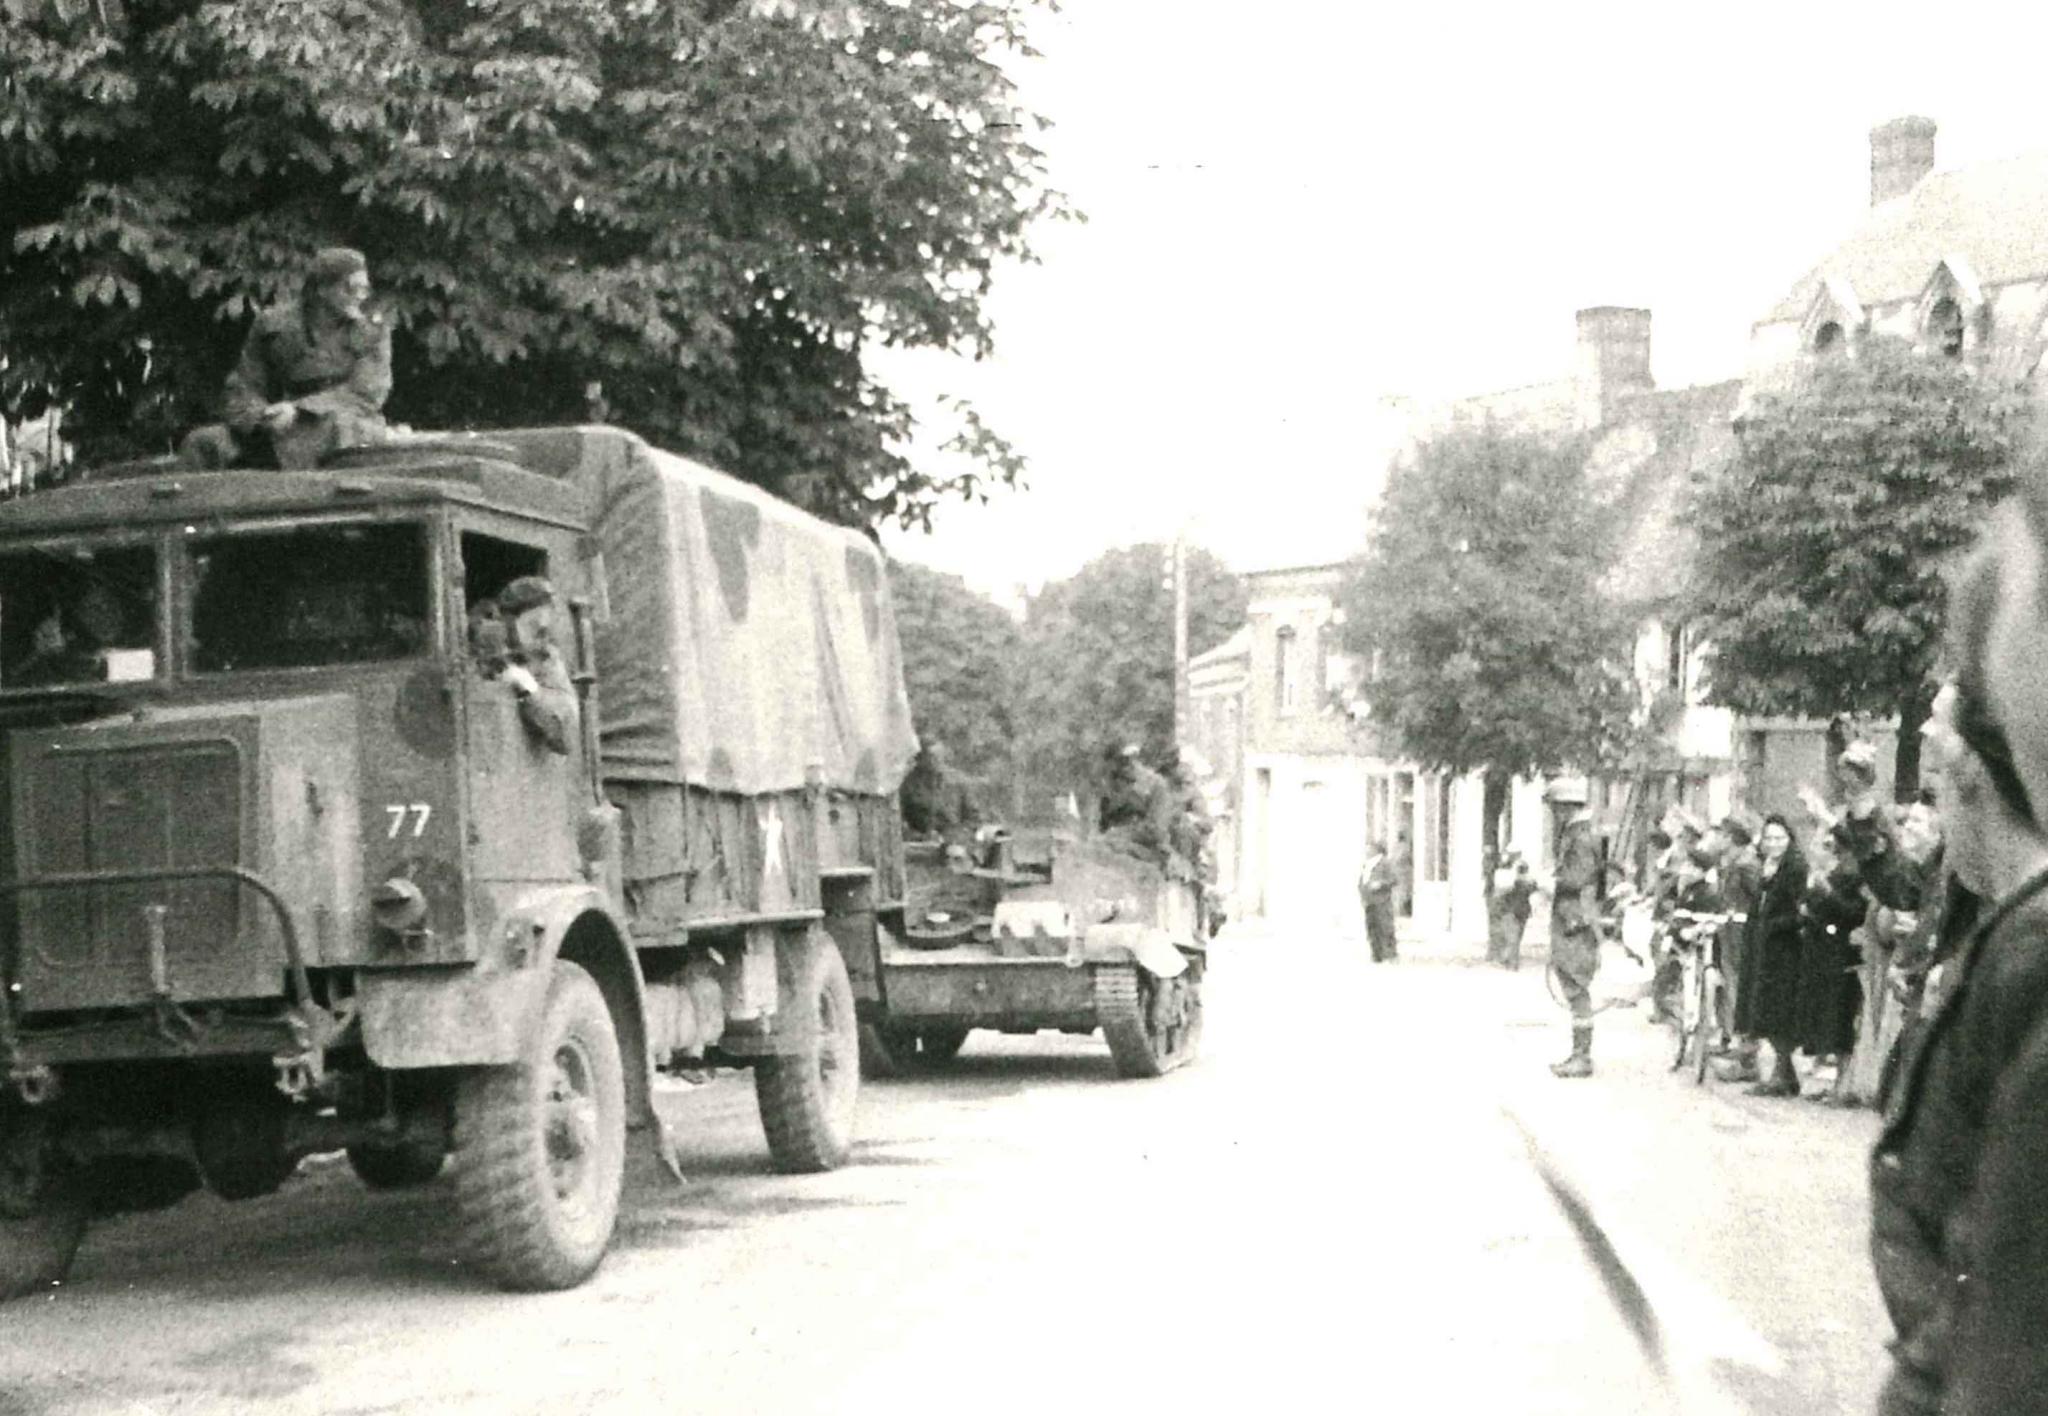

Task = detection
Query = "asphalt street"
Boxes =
[0,926,1888,1415]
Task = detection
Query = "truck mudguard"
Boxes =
[358,884,637,1070]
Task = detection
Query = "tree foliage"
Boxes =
[887,557,1021,794]
[1,0,1065,527]
[1017,543,1244,794]
[1339,419,1640,785]
[1685,336,2031,776]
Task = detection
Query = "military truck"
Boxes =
[0,426,918,1297]
[862,828,1206,1078]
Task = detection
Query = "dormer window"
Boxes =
[1801,277,1865,360]
[1930,297,1965,358]
[1917,258,1987,360]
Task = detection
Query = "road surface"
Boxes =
[0,926,1888,1414]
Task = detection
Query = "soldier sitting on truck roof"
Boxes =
[181,247,392,471]
[475,575,576,756]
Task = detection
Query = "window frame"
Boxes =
[177,510,445,682]
[0,528,172,697]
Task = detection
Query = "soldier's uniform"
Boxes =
[1550,813,1603,1077]
[1100,753,1175,864]
[185,248,393,470]
[901,745,979,838]
[1359,850,1399,962]
[221,299,392,468]
[491,576,577,757]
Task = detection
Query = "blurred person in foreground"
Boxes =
[1869,513,2048,1415]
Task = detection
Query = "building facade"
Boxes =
[1220,563,1503,943]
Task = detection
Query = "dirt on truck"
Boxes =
[0,425,919,1297]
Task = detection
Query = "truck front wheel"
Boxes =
[755,931,860,1172]
[0,1134,87,1301]
[449,961,626,1291]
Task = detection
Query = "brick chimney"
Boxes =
[1575,306,1652,428]
[1870,116,1936,206]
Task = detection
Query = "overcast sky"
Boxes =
[878,2,2048,600]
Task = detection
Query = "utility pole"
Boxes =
[1172,531,1190,747]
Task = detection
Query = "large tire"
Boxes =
[449,961,626,1291]
[755,931,860,1173]
[347,1138,447,1191]
[0,1142,87,1301]
[1097,957,1204,1079]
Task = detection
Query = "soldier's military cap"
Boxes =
[497,575,557,615]
[310,246,369,283]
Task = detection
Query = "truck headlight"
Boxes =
[370,877,429,935]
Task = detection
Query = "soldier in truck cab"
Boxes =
[10,579,132,687]
[473,575,576,755]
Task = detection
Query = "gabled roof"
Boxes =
[1765,150,2048,323]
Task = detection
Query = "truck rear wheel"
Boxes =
[0,1140,87,1301]
[755,932,860,1172]
[1096,959,1204,1079]
[449,961,626,1291]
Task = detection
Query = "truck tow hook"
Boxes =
[10,1066,58,1107]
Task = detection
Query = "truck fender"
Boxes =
[360,886,679,1175]
[1075,922,1189,980]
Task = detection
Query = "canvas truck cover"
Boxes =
[490,426,917,797]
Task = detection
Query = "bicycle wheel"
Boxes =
[1693,959,1715,1085]
[1670,948,1693,1072]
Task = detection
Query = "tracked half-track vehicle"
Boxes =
[863,830,1205,1078]
[0,427,917,1297]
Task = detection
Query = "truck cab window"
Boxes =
[190,523,430,672]
[0,543,159,690]
[459,533,548,614]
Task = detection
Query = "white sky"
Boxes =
[878,2,2048,600]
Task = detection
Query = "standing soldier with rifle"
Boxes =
[1547,778,1603,1078]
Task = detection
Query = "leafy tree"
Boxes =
[1017,543,1245,802]
[1,0,1064,528]
[1339,418,1641,848]
[888,557,1021,804]
[1685,336,2031,793]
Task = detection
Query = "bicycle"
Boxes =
[1665,908,1746,1083]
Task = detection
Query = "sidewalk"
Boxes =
[1211,918,1891,1412]
[1497,956,1889,1413]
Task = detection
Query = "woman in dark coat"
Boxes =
[1795,828,1867,1065]
[1733,813,1808,1096]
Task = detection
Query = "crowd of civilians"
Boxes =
[1634,739,1949,1107]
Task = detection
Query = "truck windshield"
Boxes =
[189,522,430,673]
[0,542,160,691]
